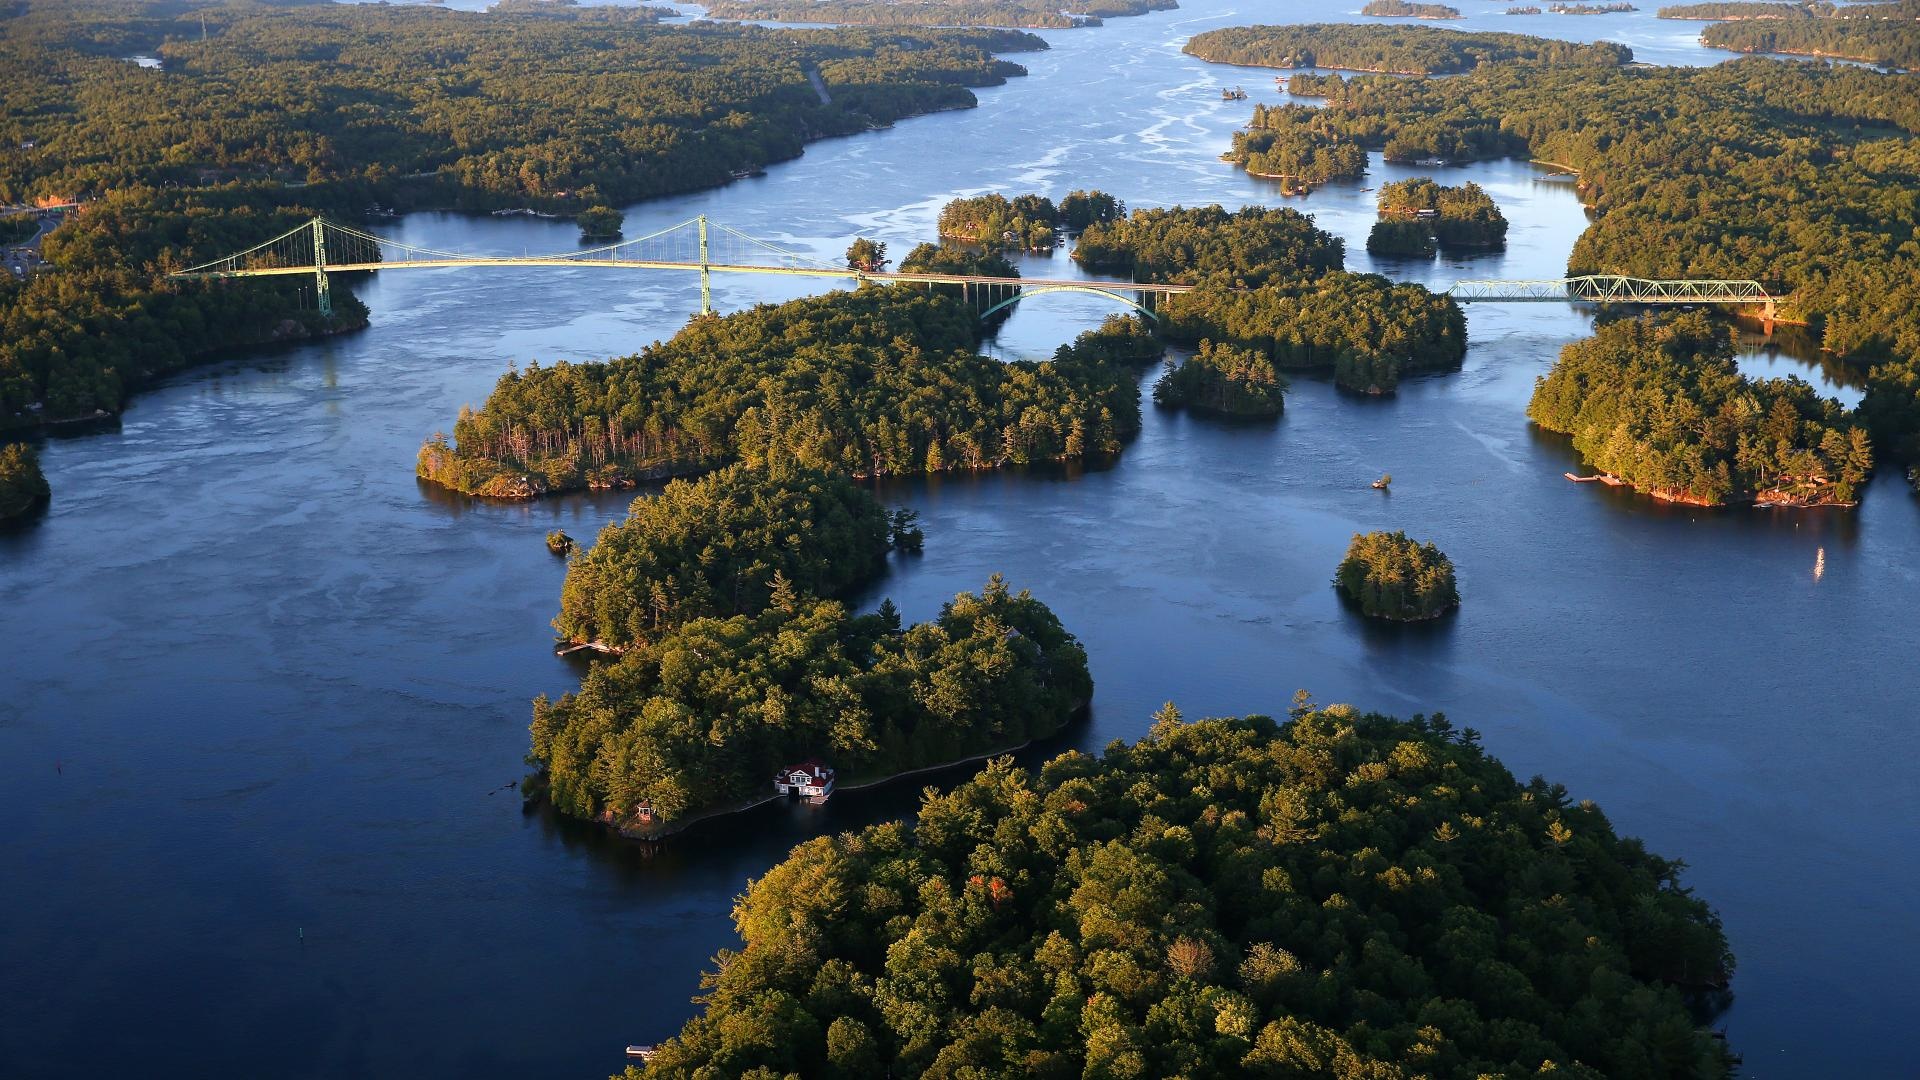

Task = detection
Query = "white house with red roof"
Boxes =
[773,758,836,800]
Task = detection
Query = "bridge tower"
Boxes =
[311,217,332,319]
[698,215,712,317]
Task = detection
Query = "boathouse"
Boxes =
[774,759,835,799]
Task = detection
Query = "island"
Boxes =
[699,0,1177,29]
[1361,0,1466,18]
[545,531,575,557]
[575,205,623,242]
[626,705,1736,1078]
[554,465,904,651]
[529,574,1092,840]
[1074,203,1467,394]
[0,0,1044,451]
[1529,313,1873,506]
[1335,530,1460,620]
[1550,1,1638,11]
[1368,177,1510,254]
[0,443,50,523]
[1699,18,1920,68]
[1658,1,1821,16]
[1153,341,1288,417]
[1189,33,1920,475]
[936,190,1126,251]
[415,286,1140,497]
[1182,24,1634,74]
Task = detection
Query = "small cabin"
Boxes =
[633,800,655,823]
[774,759,836,800]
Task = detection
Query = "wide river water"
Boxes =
[3,2,1915,1076]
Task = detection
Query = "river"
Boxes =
[2,2,1915,1077]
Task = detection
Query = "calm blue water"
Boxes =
[3,3,1914,1077]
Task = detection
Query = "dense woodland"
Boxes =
[1075,204,1468,393]
[1361,0,1465,19]
[1529,314,1873,505]
[632,705,1736,1079]
[530,575,1092,834]
[1200,35,1920,464]
[0,442,48,522]
[417,287,1144,496]
[0,0,1041,430]
[1699,15,1920,68]
[1154,341,1288,418]
[554,465,907,651]
[1335,531,1460,620]
[935,190,1125,251]
[1369,178,1509,254]
[1184,24,1633,73]
[1229,104,1370,191]
[701,0,1176,29]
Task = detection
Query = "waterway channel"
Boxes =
[3,2,1915,1076]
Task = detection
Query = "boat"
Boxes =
[626,1045,657,1062]
[1371,473,1391,490]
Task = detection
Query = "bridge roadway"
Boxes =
[174,256,1196,295]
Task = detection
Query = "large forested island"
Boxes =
[531,574,1091,837]
[1368,178,1509,255]
[1195,28,1920,473]
[701,0,1177,29]
[1530,314,1873,506]
[1336,530,1460,620]
[554,465,908,651]
[1184,24,1633,73]
[0,443,49,523]
[1075,203,1467,393]
[629,705,1736,1078]
[416,287,1141,496]
[0,0,1041,436]
[1698,15,1920,69]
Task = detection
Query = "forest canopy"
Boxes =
[1183,24,1633,74]
[700,0,1177,29]
[530,575,1092,835]
[553,465,904,651]
[1073,204,1466,394]
[0,0,1042,429]
[1335,530,1460,620]
[1528,313,1873,506]
[1153,340,1288,418]
[632,705,1736,1079]
[416,287,1142,496]
[1369,177,1509,253]
[1195,49,1920,458]
[0,442,49,522]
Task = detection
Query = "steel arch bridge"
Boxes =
[167,216,1189,321]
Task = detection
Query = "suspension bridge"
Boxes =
[169,216,1776,322]
[167,216,1191,321]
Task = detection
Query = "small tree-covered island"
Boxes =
[1336,530,1461,620]
[1367,178,1509,257]
[530,573,1092,839]
[1530,314,1873,506]
[554,465,904,651]
[629,705,1736,1078]
[1154,341,1288,418]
